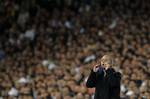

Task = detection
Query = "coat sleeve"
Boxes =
[109,72,121,87]
[86,69,97,88]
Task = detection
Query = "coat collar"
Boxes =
[105,68,115,75]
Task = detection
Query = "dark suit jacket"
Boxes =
[86,68,121,99]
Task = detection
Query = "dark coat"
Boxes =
[86,68,121,99]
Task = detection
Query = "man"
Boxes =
[86,54,121,99]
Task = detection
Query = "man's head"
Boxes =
[100,54,115,70]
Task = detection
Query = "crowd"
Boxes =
[0,0,150,99]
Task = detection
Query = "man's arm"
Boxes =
[86,69,97,88]
[109,72,121,87]
[86,64,105,88]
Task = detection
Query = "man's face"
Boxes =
[100,55,112,70]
